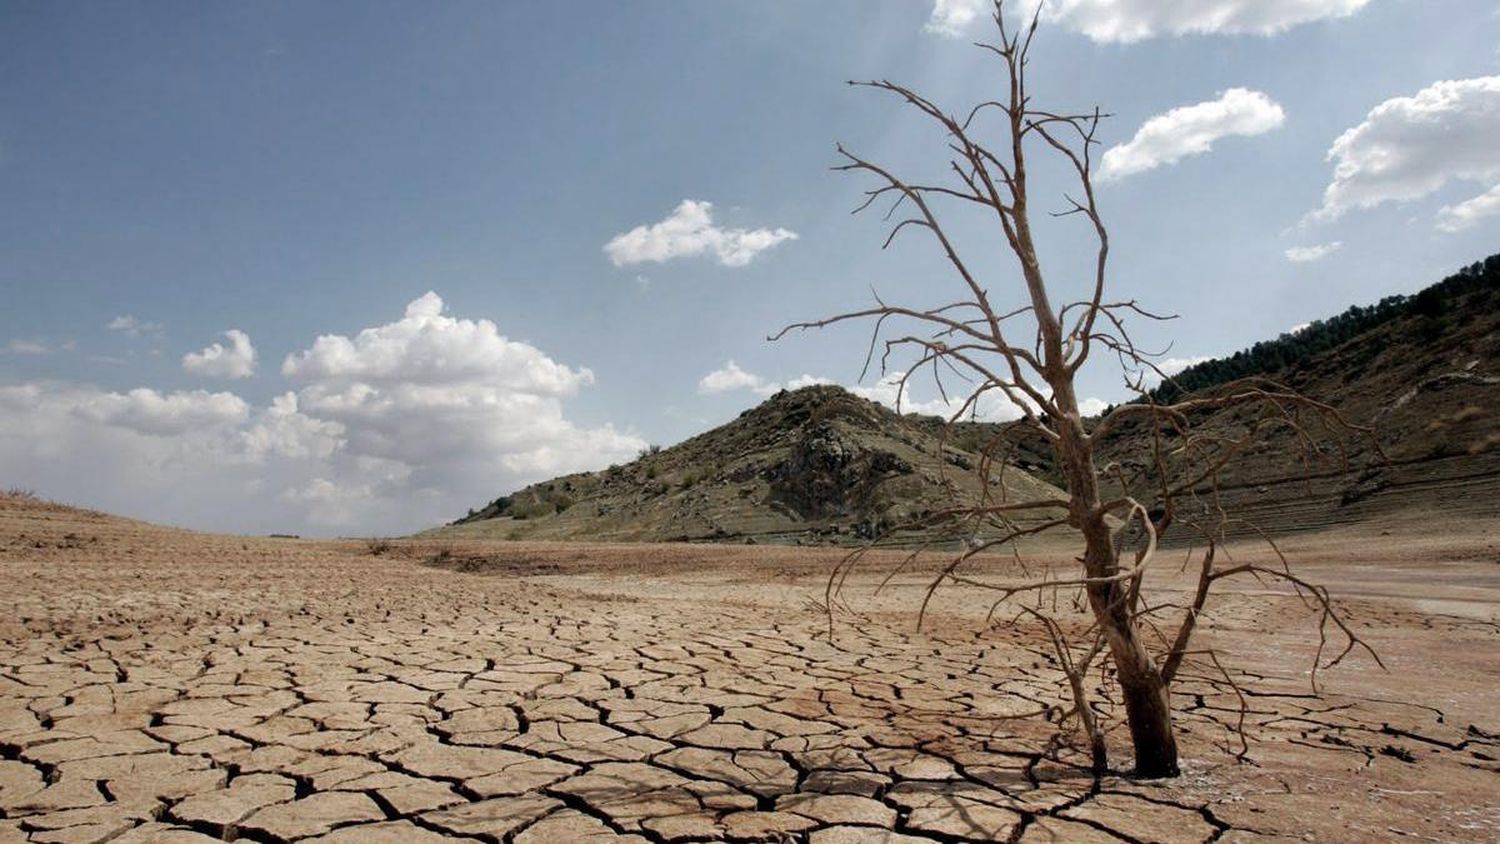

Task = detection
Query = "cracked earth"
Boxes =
[1,494,1497,843]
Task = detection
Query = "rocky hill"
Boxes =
[434,385,1068,546]
[441,255,1500,546]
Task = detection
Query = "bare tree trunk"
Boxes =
[1111,636,1179,777]
[1091,569,1180,777]
[1057,395,1181,777]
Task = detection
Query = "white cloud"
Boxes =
[280,474,405,529]
[241,392,344,462]
[0,293,642,536]
[1077,397,1112,417]
[1290,322,1312,334]
[785,374,836,391]
[5,340,49,355]
[605,200,798,268]
[1014,0,1371,43]
[106,315,164,339]
[59,386,251,436]
[1312,76,1500,226]
[1284,241,1342,263]
[283,292,590,396]
[925,0,987,36]
[182,329,257,379]
[0,381,352,534]
[1156,356,1212,377]
[698,363,838,399]
[1436,183,1500,233]
[699,361,779,397]
[1100,89,1285,181]
[279,292,642,513]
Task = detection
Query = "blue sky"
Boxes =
[2,0,1498,535]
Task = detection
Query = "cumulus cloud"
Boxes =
[61,386,251,436]
[698,361,779,397]
[106,315,164,339]
[1312,76,1500,226]
[1013,0,1371,42]
[605,200,798,268]
[1285,241,1342,263]
[182,329,257,379]
[240,392,345,462]
[1156,356,1213,377]
[697,363,836,399]
[280,292,641,500]
[785,374,836,391]
[1436,183,1500,233]
[925,0,987,36]
[0,384,248,444]
[1100,89,1285,181]
[1076,397,1112,417]
[284,292,591,396]
[1,293,642,535]
[0,381,347,534]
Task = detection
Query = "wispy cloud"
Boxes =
[5,339,50,355]
[1285,241,1342,263]
[106,314,165,339]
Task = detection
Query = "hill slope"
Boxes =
[443,255,1500,545]
[1117,257,1500,537]
[958,255,1500,538]
[434,385,1068,546]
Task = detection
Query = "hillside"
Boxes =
[435,385,1068,546]
[1151,254,1500,403]
[955,255,1500,539]
[1107,257,1500,537]
[444,256,1500,546]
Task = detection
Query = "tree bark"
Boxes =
[1096,592,1180,778]
[1056,390,1181,778]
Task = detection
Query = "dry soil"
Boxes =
[1,493,1497,843]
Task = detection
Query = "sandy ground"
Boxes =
[0,493,1497,843]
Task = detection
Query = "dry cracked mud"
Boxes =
[1,494,1497,842]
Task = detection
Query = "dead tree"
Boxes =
[773,1,1379,778]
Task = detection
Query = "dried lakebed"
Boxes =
[1,495,1498,842]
